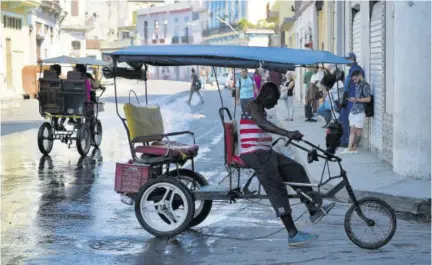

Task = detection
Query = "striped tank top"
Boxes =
[239,110,273,154]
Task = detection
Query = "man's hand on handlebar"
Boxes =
[286,130,303,141]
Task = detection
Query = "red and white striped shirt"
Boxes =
[239,111,273,154]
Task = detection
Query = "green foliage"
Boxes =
[237,18,276,30]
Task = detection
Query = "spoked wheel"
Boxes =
[135,177,195,237]
[76,124,91,156]
[89,117,103,147]
[344,197,397,249]
[37,122,54,155]
[168,169,213,228]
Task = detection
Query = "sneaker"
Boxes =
[309,201,336,225]
[340,149,357,155]
[288,231,319,247]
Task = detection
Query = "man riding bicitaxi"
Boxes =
[240,81,336,247]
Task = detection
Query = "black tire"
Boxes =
[90,118,103,147]
[344,197,397,249]
[168,169,213,228]
[37,122,54,155]
[76,124,91,156]
[135,177,195,237]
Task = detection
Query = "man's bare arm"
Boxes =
[248,101,291,137]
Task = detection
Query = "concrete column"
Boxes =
[393,1,431,180]
[360,1,370,79]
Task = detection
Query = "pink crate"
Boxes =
[115,163,150,193]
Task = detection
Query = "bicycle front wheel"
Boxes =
[344,197,397,249]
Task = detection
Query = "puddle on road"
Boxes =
[78,239,147,255]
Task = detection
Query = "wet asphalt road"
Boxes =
[1,80,431,265]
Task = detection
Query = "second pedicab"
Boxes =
[37,56,108,156]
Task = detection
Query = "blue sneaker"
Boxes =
[309,201,336,225]
[288,231,319,247]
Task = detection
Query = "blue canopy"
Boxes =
[105,45,352,72]
[41,56,110,66]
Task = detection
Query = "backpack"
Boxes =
[231,76,253,98]
[360,85,374,117]
[193,74,202,90]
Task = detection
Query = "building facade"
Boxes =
[203,0,275,75]
[58,0,89,58]
[1,0,66,98]
[136,1,206,81]
[283,0,431,180]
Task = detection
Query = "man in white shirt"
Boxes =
[309,67,324,113]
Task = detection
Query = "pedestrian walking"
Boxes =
[186,68,204,105]
[281,71,295,121]
[339,52,365,147]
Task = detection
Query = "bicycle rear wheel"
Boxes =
[344,197,397,249]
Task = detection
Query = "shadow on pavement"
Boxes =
[1,121,43,136]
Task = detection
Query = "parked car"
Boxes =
[209,72,229,89]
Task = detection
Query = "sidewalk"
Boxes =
[270,102,431,216]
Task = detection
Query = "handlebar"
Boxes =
[274,136,341,162]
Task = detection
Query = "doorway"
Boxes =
[6,38,13,89]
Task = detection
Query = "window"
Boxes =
[71,41,81,50]
[184,16,189,23]
[3,16,23,30]
[71,0,79,16]
[163,21,167,39]
[144,21,148,43]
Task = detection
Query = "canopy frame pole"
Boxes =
[212,66,224,109]
[113,58,135,160]
[233,68,237,119]
[144,64,148,105]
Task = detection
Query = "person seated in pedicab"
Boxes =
[240,81,335,247]
[48,64,67,130]
[68,64,100,124]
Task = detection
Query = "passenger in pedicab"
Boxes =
[68,64,100,124]
[49,64,67,130]
[240,82,336,247]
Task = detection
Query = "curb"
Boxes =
[270,111,431,217]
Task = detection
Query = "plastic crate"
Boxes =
[115,162,150,193]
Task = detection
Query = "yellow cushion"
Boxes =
[123,103,164,141]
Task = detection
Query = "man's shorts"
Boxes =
[349,112,366,128]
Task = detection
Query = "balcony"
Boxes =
[171,36,180,44]
[171,36,191,44]
[202,24,241,38]
[40,0,62,14]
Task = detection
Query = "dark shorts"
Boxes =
[240,150,312,217]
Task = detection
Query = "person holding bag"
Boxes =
[186,68,204,105]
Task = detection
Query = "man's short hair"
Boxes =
[50,64,61,77]
[259,82,280,100]
[191,68,195,73]
[351,70,362,77]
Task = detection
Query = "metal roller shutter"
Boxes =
[352,11,361,66]
[369,1,385,153]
